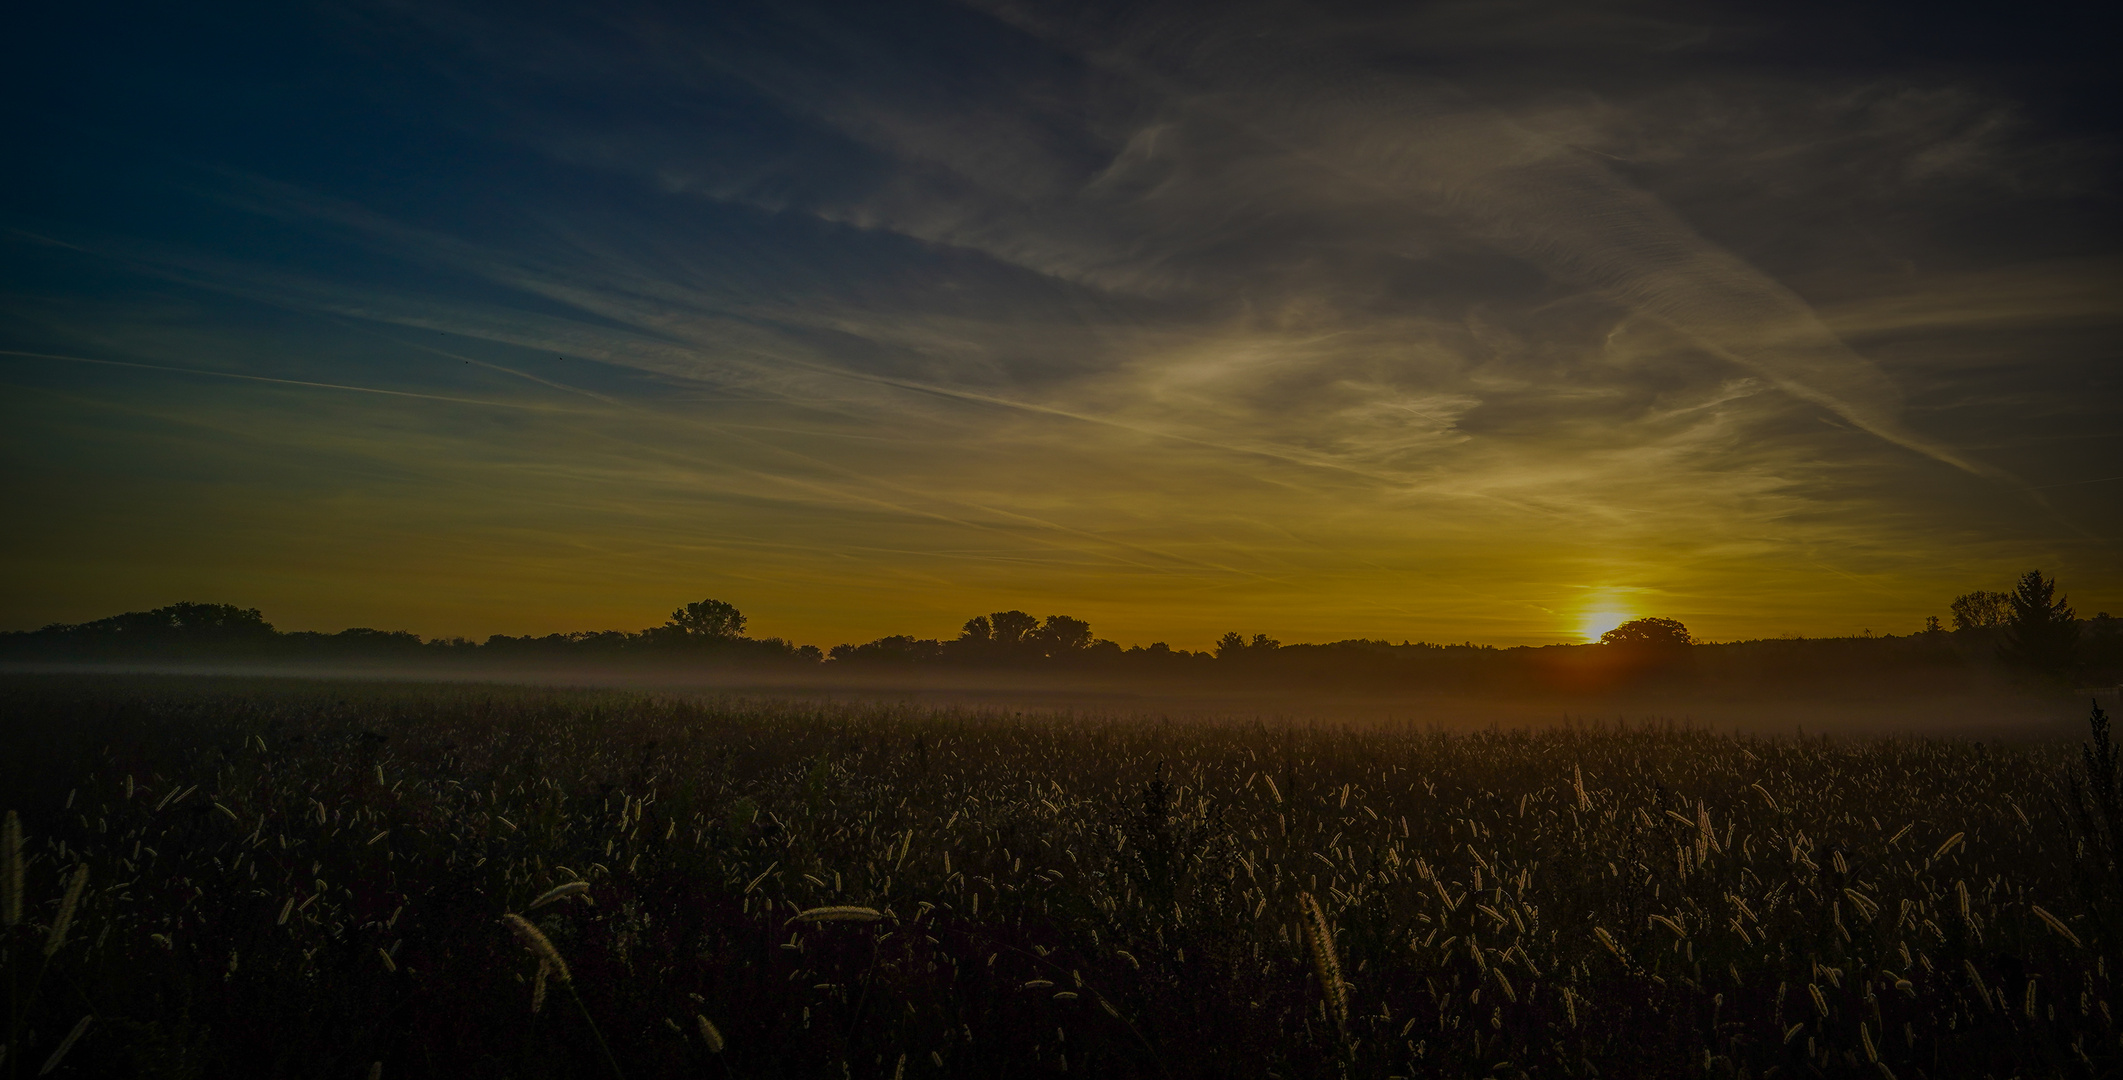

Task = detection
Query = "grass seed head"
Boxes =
[1298,892,1349,1037]
[45,863,89,957]
[786,905,883,925]
[529,881,590,911]
[503,913,570,982]
[2031,904,2081,948]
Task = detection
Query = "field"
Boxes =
[0,675,2115,1078]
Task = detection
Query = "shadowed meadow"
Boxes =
[5,674,2123,1078]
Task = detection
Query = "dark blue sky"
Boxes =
[4,0,2117,646]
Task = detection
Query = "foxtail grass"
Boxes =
[528,882,589,911]
[695,1014,724,1053]
[43,868,86,959]
[1297,892,1348,1042]
[503,913,619,1079]
[502,914,570,983]
[787,905,882,925]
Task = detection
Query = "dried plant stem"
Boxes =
[566,982,625,1080]
[2,812,20,929]
[843,932,882,1055]
[37,1015,91,1076]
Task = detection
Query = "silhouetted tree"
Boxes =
[988,610,1040,648]
[1951,590,2012,631]
[1033,615,1094,655]
[9,602,279,658]
[665,599,745,640]
[1599,617,1692,648]
[1215,632,1280,660]
[956,610,1070,659]
[328,628,425,652]
[2001,570,2078,675]
[65,602,276,640]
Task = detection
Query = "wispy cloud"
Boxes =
[2,0,2114,641]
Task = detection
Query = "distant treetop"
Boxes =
[665,599,746,640]
[1215,632,1282,659]
[1599,617,1693,648]
[1951,590,2012,631]
[35,601,275,639]
[956,611,1097,658]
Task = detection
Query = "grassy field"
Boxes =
[0,674,2115,1078]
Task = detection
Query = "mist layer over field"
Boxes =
[0,657,2097,741]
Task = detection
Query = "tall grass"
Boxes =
[0,674,2110,1077]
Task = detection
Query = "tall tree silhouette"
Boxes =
[2001,570,2078,675]
[665,599,746,640]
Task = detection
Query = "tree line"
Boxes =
[2,571,2116,686]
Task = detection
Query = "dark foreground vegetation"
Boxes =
[5,676,2123,1078]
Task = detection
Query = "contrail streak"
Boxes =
[0,349,568,411]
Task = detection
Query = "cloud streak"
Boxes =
[1,0,2114,642]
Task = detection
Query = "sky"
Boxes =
[2,0,2118,650]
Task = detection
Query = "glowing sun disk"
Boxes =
[1579,611,1634,643]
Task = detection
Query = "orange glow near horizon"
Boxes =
[3,0,2119,650]
[1578,610,1635,644]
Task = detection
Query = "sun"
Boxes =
[1578,611,1633,643]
